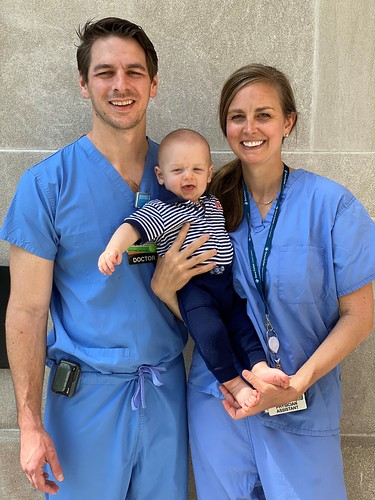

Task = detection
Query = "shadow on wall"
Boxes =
[0,266,10,369]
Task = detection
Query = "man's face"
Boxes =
[79,36,158,133]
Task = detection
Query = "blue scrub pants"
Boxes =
[188,388,347,500]
[44,355,188,499]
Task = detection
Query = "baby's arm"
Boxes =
[223,376,259,411]
[98,223,141,275]
[251,361,290,389]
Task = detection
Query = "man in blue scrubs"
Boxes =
[0,17,213,499]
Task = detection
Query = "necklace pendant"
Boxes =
[263,198,274,205]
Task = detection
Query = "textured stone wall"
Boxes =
[1,1,374,498]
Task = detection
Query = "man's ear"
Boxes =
[150,75,158,99]
[154,166,164,185]
[79,72,90,100]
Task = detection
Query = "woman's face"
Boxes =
[225,82,294,170]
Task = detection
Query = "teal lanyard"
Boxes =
[242,165,289,368]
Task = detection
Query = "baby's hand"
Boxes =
[98,248,122,275]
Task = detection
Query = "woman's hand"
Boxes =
[222,283,375,421]
[220,370,302,420]
[151,223,217,314]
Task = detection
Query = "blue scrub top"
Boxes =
[0,136,187,373]
[188,168,375,436]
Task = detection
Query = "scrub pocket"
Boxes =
[278,245,327,304]
[70,226,118,284]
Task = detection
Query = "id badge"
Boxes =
[135,192,150,208]
[265,393,307,416]
[127,242,157,265]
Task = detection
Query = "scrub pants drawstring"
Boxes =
[131,365,167,410]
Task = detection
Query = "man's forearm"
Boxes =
[7,245,54,429]
[6,305,48,430]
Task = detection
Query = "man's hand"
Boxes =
[220,369,301,420]
[20,427,64,494]
[151,223,217,303]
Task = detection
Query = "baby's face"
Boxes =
[155,139,213,203]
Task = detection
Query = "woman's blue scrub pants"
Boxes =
[188,388,347,500]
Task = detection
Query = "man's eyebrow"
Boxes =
[92,63,147,72]
[126,63,147,71]
[92,63,113,72]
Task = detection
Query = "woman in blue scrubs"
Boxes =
[152,64,375,499]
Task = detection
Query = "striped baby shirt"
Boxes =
[125,188,233,266]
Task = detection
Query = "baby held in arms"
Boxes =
[98,129,289,410]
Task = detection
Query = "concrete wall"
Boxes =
[1,0,374,498]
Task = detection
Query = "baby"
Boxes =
[98,129,289,410]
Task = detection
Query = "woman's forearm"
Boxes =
[222,283,374,420]
[291,282,374,394]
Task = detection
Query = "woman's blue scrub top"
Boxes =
[188,169,375,436]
